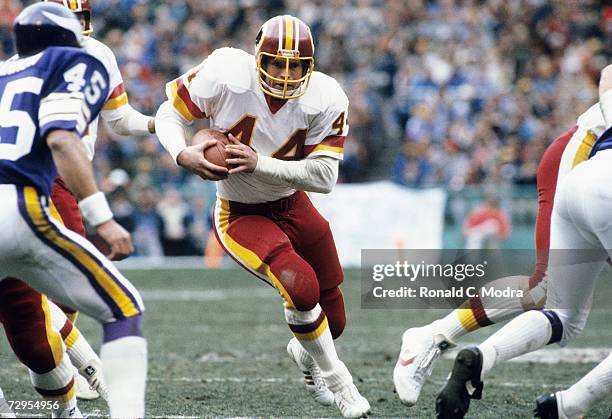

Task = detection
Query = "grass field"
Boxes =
[1,268,610,418]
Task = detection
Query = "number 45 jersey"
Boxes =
[0,46,109,196]
[166,47,349,203]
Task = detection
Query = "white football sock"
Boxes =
[289,337,314,367]
[558,351,612,418]
[100,336,147,418]
[433,313,468,341]
[285,304,352,392]
[434,276,530,342]
[30,356,77,417]
[67,333,100,371]
[478,310,552,380]
[47,300,96,370]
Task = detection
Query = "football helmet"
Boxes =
[14,2,82,57]
[43,0,93,35]
[255,15,314,100]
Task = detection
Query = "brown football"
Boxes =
[191,128,229,169]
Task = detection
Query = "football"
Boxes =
[191,128,230,169]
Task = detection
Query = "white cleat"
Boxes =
[51,406,83,418]
[334,383,371,418]
[393,325,454,406]
[287,337,334,406]
[0,397,15,418]
[74,370,99,401]
[76,360,108,401]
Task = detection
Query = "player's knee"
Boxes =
[10,330,59,374]
[542,309,584,344]
[549,309,586,341]
[284,268,320,311]
[319,287,346,339]
[273,250,320,311]
[102,313,144,343]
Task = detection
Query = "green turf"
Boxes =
[1,268,610,417]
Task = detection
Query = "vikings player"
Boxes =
[0,0,155,402]
[0,3,146,417]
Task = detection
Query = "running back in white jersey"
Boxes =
[165,47,349,203]
[81,37,131,159]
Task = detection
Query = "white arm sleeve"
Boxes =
[105,104,152,136]
[155,100,190,163]
[600,89,612,128]
[254,155,339,194]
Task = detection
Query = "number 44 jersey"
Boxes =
[0,46,109,196]
[166,47,349,203]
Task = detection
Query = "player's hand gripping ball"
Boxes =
[177,128,229,181]
[191,128,230,169]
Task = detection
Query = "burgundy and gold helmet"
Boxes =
[255,15,315,100]
[42,0,93,35]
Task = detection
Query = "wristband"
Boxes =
[78,192,113,227]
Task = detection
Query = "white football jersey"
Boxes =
[81,37,130,159]
[8,37,130,160]
[557,102,607,184]
[166,47,349,203]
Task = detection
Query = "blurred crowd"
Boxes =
[1,0,610,255]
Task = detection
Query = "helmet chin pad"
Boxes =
[261,78,302,98]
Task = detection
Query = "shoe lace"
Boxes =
[309,364,327,391]
[413,345,442,383]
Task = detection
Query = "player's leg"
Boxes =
[50,179,105,400]
[394,130,572,406]
[288,192,346,339]
[50,177,85,324]
[9,186,146,418]
[47,300,108,400]
[535,350,612,418]
[282,193,361,408]
[214,198,369,417]
[0,278,80,418]
[433,127,571,343]
[436,167,605,418]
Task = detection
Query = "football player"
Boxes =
[394,98,608,405]
[436,64,612,418]
[43,0,153,400]
[155,15,370,418]
[0,0,156,402]
[0,3,147,418]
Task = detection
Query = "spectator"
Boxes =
[463,195,511,249]
[2,0,607,251]
[156,188,196,256]
[132,188,164,257]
